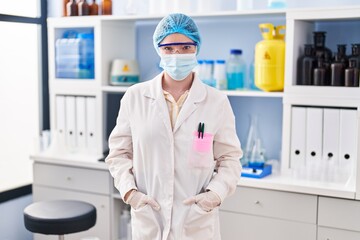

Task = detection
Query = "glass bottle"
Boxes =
[349,43,360,69]
[63,0,69,16]
[66,0,78,16]
[101,0,112,15]
[297,44,316,85]
[337,44,348,68]
[313,31,332,62]
[345,60,360,87]
[226,49,246,90]
[313,58,327,86]
[89,0,99,15]
[330,54,345,86]
[242,115,259,166]
[78,0,90,16]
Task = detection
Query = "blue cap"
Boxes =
[230,49,242,55]
[153,13,201,55]
[216,60,226,64]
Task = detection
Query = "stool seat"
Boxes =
[24,200,96,235]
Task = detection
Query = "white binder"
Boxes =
[65,96,77,152]
[306,107,323,162]
[86,97,97,152]
[76,96,87,151]
[55,95,66,147]
[290,107,306,171]
[322,108,340,182]
[339,109,358,183]
[323,108,340,162]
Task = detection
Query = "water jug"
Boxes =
[254,23,285,91]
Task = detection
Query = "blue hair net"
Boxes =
[153,13,201,55]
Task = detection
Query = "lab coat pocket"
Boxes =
[183,203,218,240]
[188,131,214,168]
[131,204,161,240]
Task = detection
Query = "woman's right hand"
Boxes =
[125,190,161,211]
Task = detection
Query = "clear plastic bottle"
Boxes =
[226,49,246,90]
[202,60,215,87]
[237,0,253,10]
[214,60,227,90]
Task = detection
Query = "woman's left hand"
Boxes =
[183,191,221,212]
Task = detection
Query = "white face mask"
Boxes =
[159,53,198,81]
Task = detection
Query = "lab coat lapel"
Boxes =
[143,72,173,139]
[173,74,207,133]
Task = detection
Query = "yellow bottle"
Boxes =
[255,23,286,92]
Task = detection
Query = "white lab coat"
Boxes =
[106,72,242,240]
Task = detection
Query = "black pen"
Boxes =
[198,122,202,139]
[201,123,205,139]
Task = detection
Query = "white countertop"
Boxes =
[31,151,356,199]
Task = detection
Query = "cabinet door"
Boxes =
[219,211,316,240]
[318,226,360,240]
[318,197,360,232]
[33,185,111,240]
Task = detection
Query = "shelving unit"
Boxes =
[30,6,360,240]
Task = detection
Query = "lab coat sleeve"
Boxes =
[105,91,137,200]
[206,97,242,203]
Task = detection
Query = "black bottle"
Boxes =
[314,58,327,86]
[313,31,333,62]
[336,44,348,68]
[297,44,316,85]
[345,60,360,87]
[331,54,345,86]
[349,43,360,69]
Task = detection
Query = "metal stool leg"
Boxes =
[59,235,64,240]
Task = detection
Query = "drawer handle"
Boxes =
[254,200,260,205]
[66,177,72,181]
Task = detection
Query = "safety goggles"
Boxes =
[158,42,197,54]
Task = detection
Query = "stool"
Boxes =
[24,200,97,240]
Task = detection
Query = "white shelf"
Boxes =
[48,9,286,24]
[223,90,283,97]
[102,85,284,97]
[102,85,129,93]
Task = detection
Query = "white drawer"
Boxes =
[319,197,360,232]
[33,163,110,194]
[220,211,316,240]
[220,186,317,223]
[318,226,360,240]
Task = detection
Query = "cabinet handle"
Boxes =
[66,176,71,181]
[254,200,260,205]
[101,204,105,208]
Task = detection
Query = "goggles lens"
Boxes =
[158,42,197,54]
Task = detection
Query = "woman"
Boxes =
[106,13,242,240]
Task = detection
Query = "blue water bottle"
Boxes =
[226,49,246,90]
